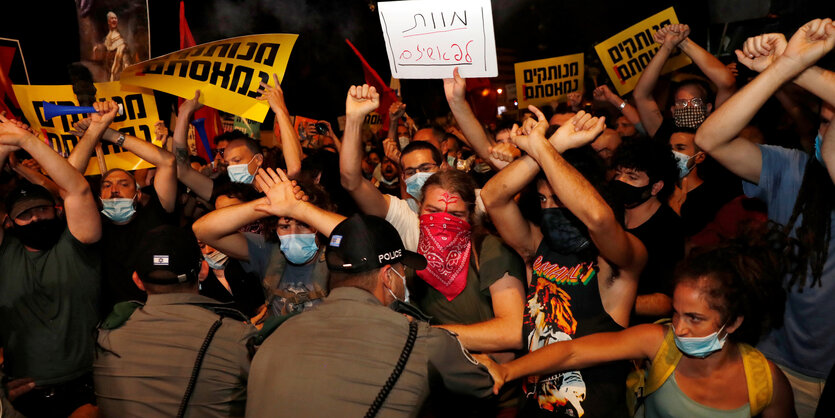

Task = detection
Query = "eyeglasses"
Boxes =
[674,97,705,108]
[402,163,438,177]
[215,147,226,157]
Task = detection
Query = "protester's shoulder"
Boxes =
[759,144,809,171]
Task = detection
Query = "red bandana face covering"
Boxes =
[416,212,472,301]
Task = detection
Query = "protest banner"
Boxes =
[514,53,584,109]
[594,7,691,96]
[13,81,159,176]
[119,34,298,122]
[76,0,151,82]
[377,0,497,79]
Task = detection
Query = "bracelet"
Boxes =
[618,101,627,110]
[116,133,126,147]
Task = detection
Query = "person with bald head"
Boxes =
[69,100,179,315]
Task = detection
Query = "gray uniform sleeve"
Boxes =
[425,326,494,397]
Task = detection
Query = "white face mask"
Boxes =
[227,155,257,184]
[386,267,410,303]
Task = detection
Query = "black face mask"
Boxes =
[11,218,65,250]
[539,208,591,254]
[610,180,653,208]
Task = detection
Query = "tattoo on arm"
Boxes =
[175,148,188,163]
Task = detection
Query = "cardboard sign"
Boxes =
[120,34,298,122]
[515,53,584,109]
[12,81,160,176]
[594,7,691,96]
[377,0,497,79]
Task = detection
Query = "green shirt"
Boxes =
[0,227,100,385]
[410,234,525,325]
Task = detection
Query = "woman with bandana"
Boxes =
[481,107,647,418]
[482,225,796,418]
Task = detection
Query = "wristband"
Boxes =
[116,133,126,147]
[618,101,627,110]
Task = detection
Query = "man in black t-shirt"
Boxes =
[609,139,683,323]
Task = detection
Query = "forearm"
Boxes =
[481,156,539,207]
[19,135,89,196]
[13,165,62,199]
[794,65,835,106]
[291,201,346,237]
[193,198,269,242]
[173,108,193,166]
[634,45,673,100]
[67,123,108,172]
[275,110,302,179]
[448,99,497,168]
[440,317,523,352]
[339,116,366,191]
[634,293,673,317]
[679,38,736,93]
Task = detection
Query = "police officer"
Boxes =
[94,225,256,417]
[246,214,495,417]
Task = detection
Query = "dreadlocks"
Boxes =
[783,157,834,289]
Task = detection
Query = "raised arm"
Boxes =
[675,26,737,107]
[697,19,835,183]
[0,114,100,244]
[593,85,641,126]
[339,84,390,218]
[254,168,346,237]
[94,101,178,213]
[67,100,119,172]
[444,67,508,170]
[192,197,269,262]
[517,108,645,272]
[633,24,688,137]
[173,90,214,201]
[257,74,302,179]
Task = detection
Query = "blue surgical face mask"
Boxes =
[672,150,698,179]
[815,132,826,167]
[227,156,256,184]
[204,250,229,270]
[673,323,728,358]
[101,197,136,223]
[386,267,410,303]
[280,233,319,264]
[405,171,433,200]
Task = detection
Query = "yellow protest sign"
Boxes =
[514,53,584,109]
[594,7,692,96]
[12,81,159,176]
[120,34,297,123]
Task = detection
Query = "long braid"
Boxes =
[783,158,834,290]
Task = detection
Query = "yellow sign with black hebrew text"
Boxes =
[515,53,584,109]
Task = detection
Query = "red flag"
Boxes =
[179,1,224,162]
[0,46,20,117]
[345,38,399,133]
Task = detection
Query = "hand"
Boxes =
[254,168,307,219]
[4,377,35,401]
[320,120,336,138]
[70,117,92,137]
[20,158,43,174]
[154,120,169,148]
[509,105,550,155]
[0,113,35,147]
[654,23,690,48]
[179,90,204,116]
[383,137,402,162]
[389,101,406,120]
[735,33,787,73]
[592,85,617,103]
[257,74,289,115]
[489,141,521,162]
[780,18,835,71]
[549,110,607,151]
[726,62,739,77]
[567,91,583,109]
[443,67,467,105]
[90,100,120,128]
[345,84,380,119]
[471,354,507,395]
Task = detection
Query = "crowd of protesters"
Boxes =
[1,16,835,418]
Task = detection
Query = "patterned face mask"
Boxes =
[672,105,707,129]
[416,212,472,301]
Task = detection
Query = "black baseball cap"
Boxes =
[326,214,426,273]
[5,182,56,219]
[133,225,203,284]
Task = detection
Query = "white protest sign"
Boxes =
[377,0,497,79]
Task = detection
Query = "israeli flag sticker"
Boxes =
[330,235,343,247]
[154,255,170,266]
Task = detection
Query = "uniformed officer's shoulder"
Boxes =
[100,301,144,330]
[426,326,480,366]
[193,302,249,322]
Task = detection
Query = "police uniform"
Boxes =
[246,214,494,417]
[93,225,257,418]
